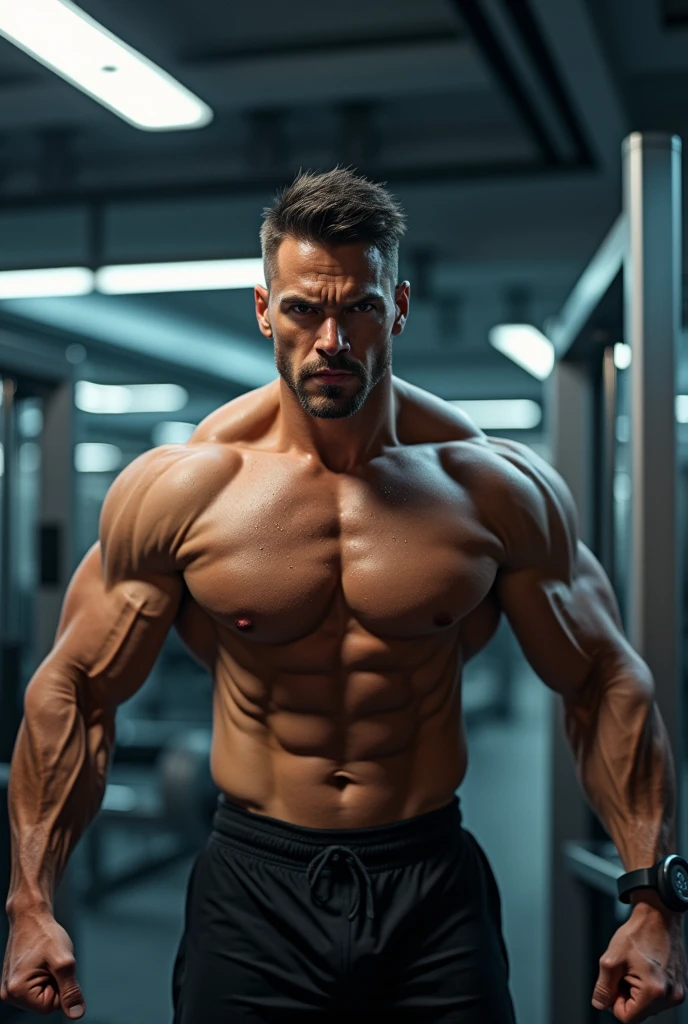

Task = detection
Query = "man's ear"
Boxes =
[392,281,410,336]
[255,285,272,338]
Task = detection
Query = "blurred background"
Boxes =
[0,0,687,1022]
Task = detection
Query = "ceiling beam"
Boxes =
[527,0,629,175]
[0,38,489,132]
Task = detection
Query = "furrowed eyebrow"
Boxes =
[279,292,384,306]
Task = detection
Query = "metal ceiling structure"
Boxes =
[0,0,682,415]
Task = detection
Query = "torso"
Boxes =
[173,377,509,827]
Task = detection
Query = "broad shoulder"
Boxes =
[442,435,579,571]
[390,379,579,564]
[100,442,239,577]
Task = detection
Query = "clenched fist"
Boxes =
[1,907,85,1018]
[592,900,687,1022]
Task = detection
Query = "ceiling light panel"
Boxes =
[152,421,197,446]
[75,382,189,414]
[450,399,542,431]
[0,267,93,298]
[96,259,266,294]
[488,324,555,381]
[0,0,213,131]
[75,443,122,473]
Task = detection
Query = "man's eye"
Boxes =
[352,302,374,312]
[291,303,313,314]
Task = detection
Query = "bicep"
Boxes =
[496,541,640,699]
[40,541,183,709]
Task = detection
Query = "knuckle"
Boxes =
[4,978,21,999]
[598,955,615,969]
[52,956,76,974]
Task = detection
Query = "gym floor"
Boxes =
[69,664,550,1024]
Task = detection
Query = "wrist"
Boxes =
[630,888,681,925]
[6,892,52,921]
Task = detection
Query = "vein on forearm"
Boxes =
[7,667,115,907]
[564,652,675,867]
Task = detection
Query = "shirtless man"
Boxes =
[1,168,687,1023]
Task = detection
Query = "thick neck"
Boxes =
[274,371,399,472]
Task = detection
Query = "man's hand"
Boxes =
[592,900,687,1021]
[1,907,86,1018]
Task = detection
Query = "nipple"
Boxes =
[434,612,454,627]
[235,618,253,631]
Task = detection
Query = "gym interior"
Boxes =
[0,1,687,1022]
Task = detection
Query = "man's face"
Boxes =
[255,237,409,420]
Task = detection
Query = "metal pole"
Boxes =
[599,347,617,587]
[0,378,22,762]
[0,377,25,1017]
[0,378,16,643]
[548,360,597,1024]
[623,132,685,1023]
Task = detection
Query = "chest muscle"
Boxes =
[180,451,500,644]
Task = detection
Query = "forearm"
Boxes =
[565,654,676,871]
[5,664,115,918]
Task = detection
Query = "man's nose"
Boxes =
[317,317,350,355]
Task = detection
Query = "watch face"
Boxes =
[669,861,688,904]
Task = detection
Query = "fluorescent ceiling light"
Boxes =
[0,259,264,299]
[19,405,44,438]
[488,324,555,381]
[449,399,542,430]
[614,343,632,370]
[75,442,122,473]
[0,0,213,131]
[0,267,93,299]
[676,396,688,423]
[75,382,189,414]
[152,421,197,446]
[96,259,266,294]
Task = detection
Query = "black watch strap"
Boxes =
[617,864,657,904]
[617,855,688,912]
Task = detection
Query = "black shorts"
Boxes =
[172,794,516,1023]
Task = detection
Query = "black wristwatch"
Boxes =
[617,854,688,913]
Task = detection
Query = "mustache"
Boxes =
[306,362,361,376]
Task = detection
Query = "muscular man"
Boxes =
[1,168,686,1023]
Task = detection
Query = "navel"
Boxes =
[330,771,355,791]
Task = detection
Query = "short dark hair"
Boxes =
[260,167,407,287]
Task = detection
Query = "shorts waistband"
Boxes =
[210,794,463,922]
[210,793,463,871]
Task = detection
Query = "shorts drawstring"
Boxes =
[306,844,375,920]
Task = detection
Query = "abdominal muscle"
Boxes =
[207,647,469,829]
